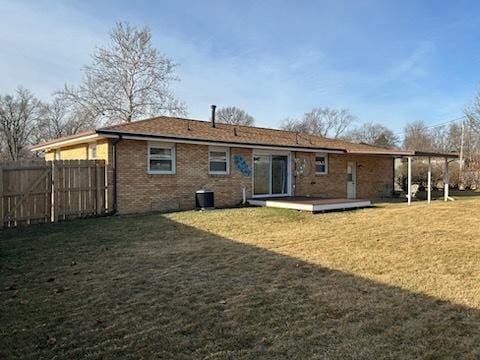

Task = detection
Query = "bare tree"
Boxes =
[216,106,255,126]
[403,120,462,153]
[458,90,480,187]
[465,89,480,133]
[403,120,434,151]
[280,117,306,133]
[345,122,399,148]
[280,107,355,138]
[58,22,186,125]
[430,123,462,153]
[0,87,42,160]
[36,97,97,142]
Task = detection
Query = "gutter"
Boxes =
[30,133,99,152]
[346,150,414,157]
[96,129,347,154]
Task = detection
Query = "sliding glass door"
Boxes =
[271,155,288,194]
[253,153,290,196]
[253,155,270,196]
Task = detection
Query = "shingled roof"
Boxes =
[96,116,411,155]
[31,116,457,157]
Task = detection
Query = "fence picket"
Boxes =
[96,163,101,214]
[0,159,111,228]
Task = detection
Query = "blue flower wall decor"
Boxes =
[233,155,251,176]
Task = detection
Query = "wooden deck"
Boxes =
[247,196,372,212]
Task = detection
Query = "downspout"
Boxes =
[111,135,122,214]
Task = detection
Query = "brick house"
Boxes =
[31,115,414,214]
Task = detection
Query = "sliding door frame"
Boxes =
[252,150,292,198]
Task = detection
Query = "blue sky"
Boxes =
[1,0,479,132]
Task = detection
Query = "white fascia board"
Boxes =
[100,132,345,154]
[31,134,101,152]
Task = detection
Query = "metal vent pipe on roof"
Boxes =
[211,105,216,128]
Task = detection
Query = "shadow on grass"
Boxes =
[1,213,479,359]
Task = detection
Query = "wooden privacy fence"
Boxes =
[0,160,113,228]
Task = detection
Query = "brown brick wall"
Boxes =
[293,152,394,199]
[44,139,394,214]
[116,140,253,214]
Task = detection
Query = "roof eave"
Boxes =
[346,150,414,156]
[413,151,459,158]
[30,133,101,152]
[96,129,347,154]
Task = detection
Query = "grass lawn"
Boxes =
[1,198,480,359]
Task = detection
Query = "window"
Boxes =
[209,147,229,174]
[315,153,328,174]
[88,143,97,160]
[148,142,175,174]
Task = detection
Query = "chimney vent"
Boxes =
[210,105,216,128]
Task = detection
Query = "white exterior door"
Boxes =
[347,161,357,199]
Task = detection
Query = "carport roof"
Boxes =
[411,151,459,158]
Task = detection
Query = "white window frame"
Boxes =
[208,146,230,175]
[148,142,176,174]
[88,143,97,160]
[315,153,328,175]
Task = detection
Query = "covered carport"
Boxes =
[404,151,459,206]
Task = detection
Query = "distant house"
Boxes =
[31,114,426,214]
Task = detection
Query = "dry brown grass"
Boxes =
[1,198,480,358]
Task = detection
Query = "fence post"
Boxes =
[52,161,59,223]
[104,164,108,212]
[96,162,102,214]
[50,161,54,223]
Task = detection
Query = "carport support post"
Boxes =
[444,157,449,202]
[407,156,412,206]
[427,157,432,204]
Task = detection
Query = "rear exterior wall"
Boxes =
[42,139,394,213]
[116,141,394,214]
[116,140,253,214]
[293,152,394,199]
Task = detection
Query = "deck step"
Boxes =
[247,197,372,212]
